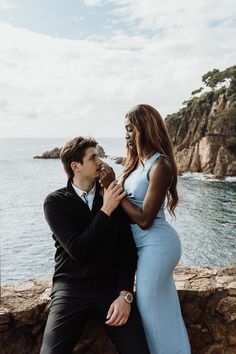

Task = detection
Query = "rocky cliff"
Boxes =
[165,67,236,177]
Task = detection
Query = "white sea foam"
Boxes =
[181,172,236,183]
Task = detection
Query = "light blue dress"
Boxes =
[124,152,191,354]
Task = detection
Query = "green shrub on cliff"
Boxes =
[202,65,236,92]
[171,65,236,121]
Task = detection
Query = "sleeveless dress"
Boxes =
[124,152,191,354]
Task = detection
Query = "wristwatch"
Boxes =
[119,291,133,304]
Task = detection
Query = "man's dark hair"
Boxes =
[60,136,98,179]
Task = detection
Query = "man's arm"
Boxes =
[44,196,111,264]
[105,208,137,327]
[44,181,126,265]
[116,208,137,294]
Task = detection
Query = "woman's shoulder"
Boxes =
[157,154,172,169]
[149,154,173,180]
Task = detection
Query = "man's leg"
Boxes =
[40,290,91,354]
[95,293,150,354]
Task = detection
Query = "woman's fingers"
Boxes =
[100,164,116,189]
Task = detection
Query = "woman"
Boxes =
[101,104,191,354]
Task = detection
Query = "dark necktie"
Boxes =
[82,192,89,206]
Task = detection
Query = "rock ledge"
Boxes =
[1,267,236,354]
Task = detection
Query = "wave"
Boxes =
[180,172,236,182]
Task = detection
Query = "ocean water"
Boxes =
[0,137,236,284]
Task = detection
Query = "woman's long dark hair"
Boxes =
[123,104,179,215]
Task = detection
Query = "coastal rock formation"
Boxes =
[34,147,61,159]
[165,67,236,177]
[34,144,106,159]
[112,156,126,165]
[1,267,236,354]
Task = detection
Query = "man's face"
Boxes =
[76,147,103,181]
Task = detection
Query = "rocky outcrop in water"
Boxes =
[34,147,61,159]
[111,156,126,165]
[34,144,106,159]
[165,66,236,177]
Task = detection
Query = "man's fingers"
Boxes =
[105,298,131,326]
[113,187,123,195]
[112,314,126,326]
[110,315,123,326]
[107,180,117,189]
[115,316,128,326]
[106,304,114,320]
[111,183,124,195]
[118,191,126,200]
[107,313,129,326]
[107,181,124,192]
[105,310,120,325]
[106,310,119,324]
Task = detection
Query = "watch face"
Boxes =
[126,293,133,303]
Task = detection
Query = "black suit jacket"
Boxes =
[44,179,137,294]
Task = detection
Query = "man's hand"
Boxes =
[105,296,131,326]
[101,181,126,216]
[100,163,116,189]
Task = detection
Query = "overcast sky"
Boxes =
[0,0,235,137]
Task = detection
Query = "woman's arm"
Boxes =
[121,157,173,229]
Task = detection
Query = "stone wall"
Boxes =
[0,267,236,354]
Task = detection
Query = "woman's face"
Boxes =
[125,117,136,150]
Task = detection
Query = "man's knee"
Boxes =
[40,316,83,354]
[40,333,76,354]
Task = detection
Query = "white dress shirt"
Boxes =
[72,183,96,210]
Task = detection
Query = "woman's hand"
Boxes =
[100,163,116,189]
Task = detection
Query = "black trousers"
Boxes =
[40,289,150,354]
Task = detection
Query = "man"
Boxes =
[40,136,149,354]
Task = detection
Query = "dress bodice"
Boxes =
[124,152,165,220]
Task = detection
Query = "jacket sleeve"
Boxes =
[115,208,137,293]
[44,195,111,264]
